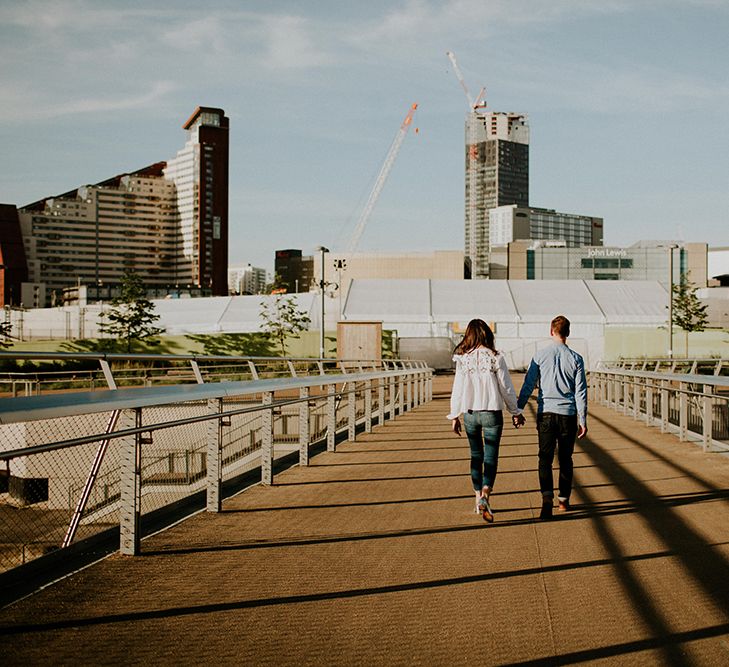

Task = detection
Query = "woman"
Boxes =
[448,319,524,522]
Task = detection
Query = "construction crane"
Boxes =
[446,51,486,111]
[344,102,418,255]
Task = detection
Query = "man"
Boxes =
[515,315,588,520]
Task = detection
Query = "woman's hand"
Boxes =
[513,414,526,428]
[452,418,462,436]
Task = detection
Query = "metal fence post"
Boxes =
[645,380,653,426]
[365,379,372,433]
[660,380,668,433]
[633,378,640,419]
[327,384,336,452]
[702,384,712,452]
[119,408,143,556]
[348,382,357,441]
[622,378,629,414]
[261,392,273,485]
[679,382,687,441]
[389,376,396,420]
[606,374,611,407]
[206,398,224,513]
[378,378,386,426]
[398,374,405,416]
[299,386,310,466]
[406,374,413,412]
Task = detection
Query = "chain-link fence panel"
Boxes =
[0,359,433,579]
[0,410,118,573]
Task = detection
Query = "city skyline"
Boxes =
[1,0,728,272]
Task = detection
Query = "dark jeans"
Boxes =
[537,412,578,500]
[463,410,503,491]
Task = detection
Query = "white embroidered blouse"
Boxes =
[447,347,522,420]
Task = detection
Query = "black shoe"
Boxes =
[540,499,553,521]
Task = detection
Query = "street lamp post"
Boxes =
[316,246,329,359]
[667,244,679,358]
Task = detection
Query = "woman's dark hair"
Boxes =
[454,318,496,355]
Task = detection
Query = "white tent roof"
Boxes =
[136,279,669,335]
[344,279,667,326]
[509,280,604,323]
[585,280,668,323]
[430,280,516,322]
[344,279,431,322]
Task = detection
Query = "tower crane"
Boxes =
[344,102,418,255]
[446,51,486,111]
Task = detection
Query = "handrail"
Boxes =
[0,387,328,461]
[595,367,729,389]
[0,368,423,426]
[603,357,727,376]
[591,368,729,455]
[0,351,402,363]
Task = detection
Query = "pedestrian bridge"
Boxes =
[1,361,729,665]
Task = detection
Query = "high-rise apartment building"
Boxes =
[0,204,29,307]
[465,111,529,278]
[17,106,229,304]
[164,107,229,294]
[228,264,267,295]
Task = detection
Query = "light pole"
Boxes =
[316,246,329,359]
[667,244,679,358]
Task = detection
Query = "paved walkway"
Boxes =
[2,376,729,666]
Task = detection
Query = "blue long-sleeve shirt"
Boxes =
[517,343,588,426]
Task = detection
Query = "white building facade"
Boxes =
[228,264,267,295]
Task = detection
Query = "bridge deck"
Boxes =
[2,376,729,665]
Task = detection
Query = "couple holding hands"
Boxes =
[448,316,588,523]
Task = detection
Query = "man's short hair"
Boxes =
[551,315,570,338]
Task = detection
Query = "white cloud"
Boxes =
[505,56,729,114]
[348,0,633,50]
[162,15,228,54]
[0,81,176,122]
[261,14,331,70]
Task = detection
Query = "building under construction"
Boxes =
[464,111,529,278]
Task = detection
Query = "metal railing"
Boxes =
[591,366,729,454]
[0,352,414,396]
[607,357,729,376]
[0,353,433,576]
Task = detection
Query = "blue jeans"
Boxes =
[463,410,504,491]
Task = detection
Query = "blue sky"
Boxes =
[1,0,728,272]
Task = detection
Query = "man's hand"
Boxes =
[577,423,588,439]
[452,419,462,436]
[513,413,526,428]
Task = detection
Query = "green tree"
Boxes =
[0,320,13,349]
[259,295,311,357]
[672,273,709,332]
[99,271,164,352]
